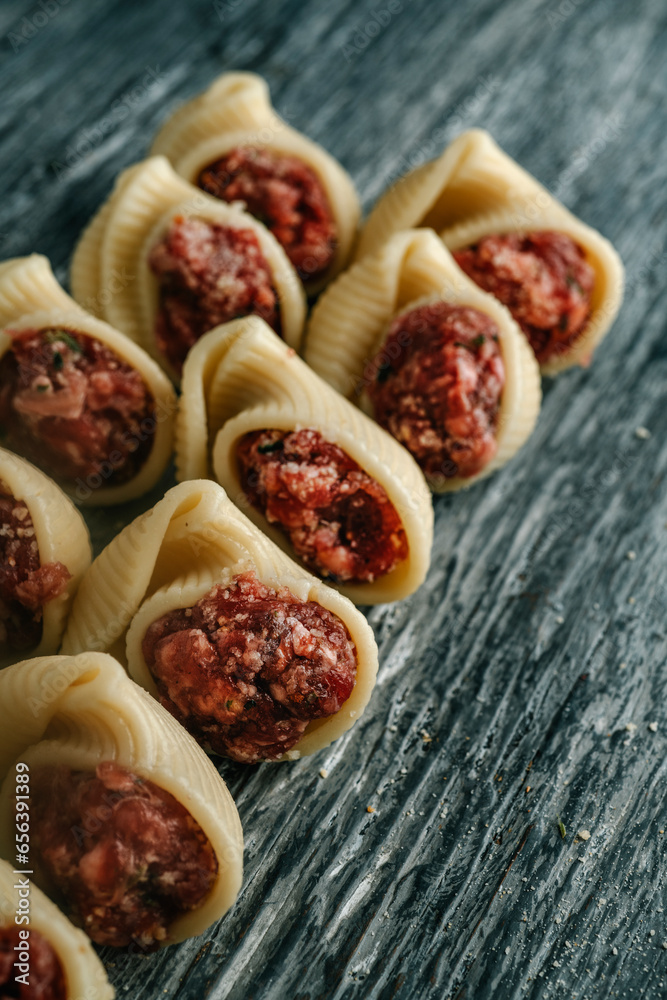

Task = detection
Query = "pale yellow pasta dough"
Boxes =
[0,652,243,944]
[0,255,74,326]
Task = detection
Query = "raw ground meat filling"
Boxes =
[197,147,337,282]
[365,303,505,482]
[0,481,71,653]
[0,925,66,1000]
[452,231,595,363]
[0,328,155,487]
[142,571,358,764]
[148,215,282,373]
[236,428,408,583]
[29,761,218,951]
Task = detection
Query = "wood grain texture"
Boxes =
[2,0,667,996]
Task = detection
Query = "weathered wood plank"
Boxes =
[1,0,667,997]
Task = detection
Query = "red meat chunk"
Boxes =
[453,231,595,363]
[142,571,357,764]
[237,428,408,582]
[0,328,155,488]
[0,925,66,1000]
[0,481,71,653]
[148,215,281,373]
[30,761,218,951]
[364,303,505,482]
[198,146,337,282]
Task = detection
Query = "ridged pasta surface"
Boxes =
[0,255,77,327]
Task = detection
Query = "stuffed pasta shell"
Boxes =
[355,129,624,374]
[151,71,360,293]
[175,316,432,605]
[0,255,176,505]
[0,858,114,999]
[71,156,306,380]
[0,652,243,951]
[61,480,378,764]
[0,449,91,668]
[305,228,541,492]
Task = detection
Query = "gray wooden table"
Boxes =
[2,0,667,996]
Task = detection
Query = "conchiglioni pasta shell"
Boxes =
[71,156,306,382]
[0,255,75,326]
[441,206,625,376]
[0,652,243,943]
[61,480,378,760]
[305,228,541,492]
[355,129,557,262]
[355,129,624,373]
[0,449,91,668]
[152,72,274,164]
[0,308,177,506]
[176,316,433,604]
[152,72,360,293]
[0,859,114,999]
